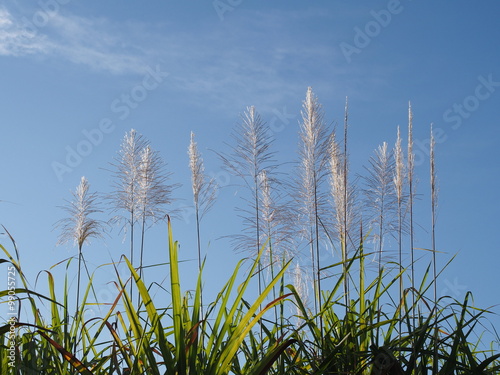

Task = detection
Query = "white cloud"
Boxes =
[0,6,150,75]
[0,7,49,56]
[0,4,346,111]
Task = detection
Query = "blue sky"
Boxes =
[0,1,499,338]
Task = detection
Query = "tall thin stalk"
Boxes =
[109,129,148,297]
[393,126,405,339]
[136,144,177,280]
[362,141,397,341]
[110,129,177,303]
[407,103,416,310]
[220,106,276,319]
[56,176,106,317]
[258,169,293,337]
[342,98,350,308]
[430,124,439,372]
[430,125,438,310]
[328,97,360,314]
[189,131,217,316]
[329,125,357,313]
[296,87,329,320]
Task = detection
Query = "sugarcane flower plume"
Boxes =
[57,176,106,249]
[189,131,217,219]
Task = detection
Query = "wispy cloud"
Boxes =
[0,6,151,75]
[0,4,348,111]
[0,7,48,56]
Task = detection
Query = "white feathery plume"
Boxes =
[110,129,177,303]
[57,176,106,249]
[136,144,178,278]
[407,103,415,187]
[394,127,405,206]
[220,106,275,255]
[363,142,398,269]
[137,145,176,224]
[189,131,203,208]
[189,131,217,221]
[329,124,358,308]
[298,88,329,228]
[111,129,148,227]
[330,137,346,236]
[296,87,329,316]
[56,176,106,315]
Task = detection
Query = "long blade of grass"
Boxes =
[167,218,186,375]
[38,330,95,375]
